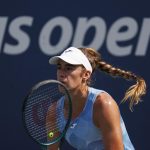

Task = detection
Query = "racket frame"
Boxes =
[22,79,72,147]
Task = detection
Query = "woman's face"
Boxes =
[57,59,89,91]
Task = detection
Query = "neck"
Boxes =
[69,85,89,112]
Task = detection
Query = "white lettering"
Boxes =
[0,17,8,52]
[106,17,138,56]
[39,16,73,55]
[3,16,33,55]
[135,18,150,56]
[0,16,149,57]
[72,17,106,50]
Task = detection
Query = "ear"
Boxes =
[82,70,91,81]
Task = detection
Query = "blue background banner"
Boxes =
[0,0,150,149]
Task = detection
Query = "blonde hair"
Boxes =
[79,47,146,110]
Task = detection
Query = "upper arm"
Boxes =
[93,92,124,150]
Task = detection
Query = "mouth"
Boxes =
[58,80,65,84]
[59,81,70,91]
[58,80,67,87]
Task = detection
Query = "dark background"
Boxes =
[0,0,149,149]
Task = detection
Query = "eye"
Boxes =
[66,65,77,71]
[57,64,61,70]
[66,66,73,71]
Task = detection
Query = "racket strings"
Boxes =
[24,83,70,143]
[25,109,68,135]
[27,118,66,141]
[27,87,60,105]
[25,110,68,142]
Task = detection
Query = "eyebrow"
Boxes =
[66,64,76,67]
[57,63,81,68]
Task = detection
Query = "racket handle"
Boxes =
[41,145,47,150]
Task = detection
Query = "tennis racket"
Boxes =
[22,80,72,150]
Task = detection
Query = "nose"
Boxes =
[57,68,66,80]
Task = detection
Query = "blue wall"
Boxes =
[0,0,150,149]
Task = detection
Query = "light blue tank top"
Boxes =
[59,87,135,150]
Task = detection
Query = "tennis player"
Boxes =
[48,47,146,150]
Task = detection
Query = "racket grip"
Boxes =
[41,145,47,150]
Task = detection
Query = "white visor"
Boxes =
[49,47,92,72]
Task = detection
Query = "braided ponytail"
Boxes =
[97,61,146,110]
[79,47,146,110]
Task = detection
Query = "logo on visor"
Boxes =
[64,49,72,53]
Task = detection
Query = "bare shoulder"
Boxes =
[94,92,118,110]
[93,92,120,128]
